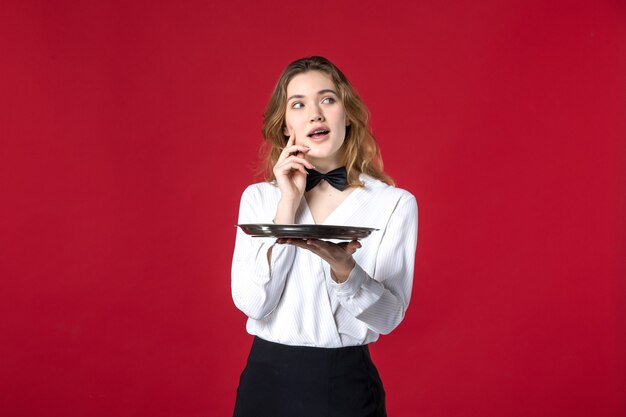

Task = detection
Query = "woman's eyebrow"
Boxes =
[318,89,338,96]
[287,94,304,101]
[287,89,338,102]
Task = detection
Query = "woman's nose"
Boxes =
[309,105,324,122]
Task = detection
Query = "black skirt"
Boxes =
[233,337,387,417]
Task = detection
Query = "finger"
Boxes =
[286,130,295,147]
[284,145,310,156]
[278,145,310,162]
[277,132,295,161]
[284,238,309,248]
[275,161,308,176]
[283,155,314,169]
[305,239,320,247]
[286,130,301,150]
[305,239,334,254]
[344,245,359,255]
[347,240,362,251]
[336,240,361,255]
[289,147,311,157]
[337,240,361,248]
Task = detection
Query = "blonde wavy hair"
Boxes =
[260,56,394,187]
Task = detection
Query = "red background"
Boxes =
[1,1,624,416]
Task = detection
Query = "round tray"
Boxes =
[236,224,377,240]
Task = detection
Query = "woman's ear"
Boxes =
[283,124,290,136]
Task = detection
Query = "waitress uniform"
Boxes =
[231,174,418,417]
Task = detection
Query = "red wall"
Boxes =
[1,1,624,416]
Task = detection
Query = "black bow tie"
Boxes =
[305,167,348,192]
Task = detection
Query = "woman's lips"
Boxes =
[308,132,329,141]
[307,128,330,141]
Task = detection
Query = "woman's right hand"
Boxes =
[272,132,314,223]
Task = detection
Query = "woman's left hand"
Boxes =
[276,238,361,283]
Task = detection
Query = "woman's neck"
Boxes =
[307,157,343,173]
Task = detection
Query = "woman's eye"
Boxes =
[291,102,304,109]
[321,97,335,104]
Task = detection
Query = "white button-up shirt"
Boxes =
[231,174,418,347]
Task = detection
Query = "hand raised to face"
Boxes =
[272,131,314,201]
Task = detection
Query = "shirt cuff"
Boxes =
[329,263,384,299]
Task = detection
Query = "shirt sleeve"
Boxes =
[328,193,418,335]
[231,185,297,320]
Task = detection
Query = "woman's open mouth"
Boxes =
[307,129,330,140]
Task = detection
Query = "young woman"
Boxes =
[231,56,418,417]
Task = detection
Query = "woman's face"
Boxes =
[284,70,349,171]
